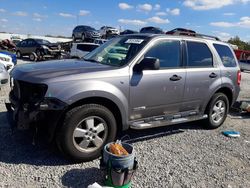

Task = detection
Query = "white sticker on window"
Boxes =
[125,39,144,44]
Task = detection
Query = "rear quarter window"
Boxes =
[213,44,237,67]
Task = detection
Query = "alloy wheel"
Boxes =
[73,116,108,152]
[211,100,226,124]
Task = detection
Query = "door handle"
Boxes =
[209,72,217,78]
[170,75,182,81]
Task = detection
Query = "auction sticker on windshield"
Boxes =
[125,39,144,44]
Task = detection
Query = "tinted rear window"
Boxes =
[77,44,98,52]
[187,41,213,67]
[213,44,237,67]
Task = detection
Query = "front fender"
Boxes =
[46,80,129,129]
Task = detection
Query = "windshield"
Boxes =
[85,26,95,31]
[84,36,149,67]
[36,39,50,44]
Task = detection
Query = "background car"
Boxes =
[120,29,138,35]
[166,28,196,35]
[0,51,17,65]
[0,63,8,89]
[99,26,120,39]
[239,60,250,71]
[140,26,165,34]
[72,25,101,42]
[233,50,250,71]
[16,38,62,61]
[0,53,14,72]
[94,39,108,45]
[70,43,99,58]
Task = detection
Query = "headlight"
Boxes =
[41,45,49,50]
[0,66,4,73]
[0,56,11,62]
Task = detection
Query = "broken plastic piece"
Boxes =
[222,131,240,138]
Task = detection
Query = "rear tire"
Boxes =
[16,51,22,59]
[56,104,117,162]
[203,93,229,129]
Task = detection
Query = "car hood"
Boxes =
[43,43,59,48]
[10,59,116,83]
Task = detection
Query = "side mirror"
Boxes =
[133,57,160,72]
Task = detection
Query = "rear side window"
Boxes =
[213,44,237,67]
[144,40,181,69]
[19,40,27,46]
[186,41,213,67]
[77,44,98,52]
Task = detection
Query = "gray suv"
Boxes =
[72,25,101,42]
[6,34,241,162]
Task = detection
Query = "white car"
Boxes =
[239,60,250,71]
[0,63,8,88]
[70,43,99,59]
[99,26,120,39]
[0,53,14,72]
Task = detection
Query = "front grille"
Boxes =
[12,80,48,104]
[50,46,59,50]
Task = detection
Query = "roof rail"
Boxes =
[195,33,221,41]
[166,29,221,41]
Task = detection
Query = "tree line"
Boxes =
[228,36,250,51]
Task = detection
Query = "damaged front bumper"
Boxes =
[6,94,68,134]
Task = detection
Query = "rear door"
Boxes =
[129,39,186,120]
[181,40,221,113]
[18,40,28,55]
[26,39,36,54]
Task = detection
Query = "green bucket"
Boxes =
[102,142,137,188]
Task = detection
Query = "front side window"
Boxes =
[187,41,213,67]
[27,40,35,46]
[213,44,237,67]
[84,36,149,67]
[144,40,181,69]
[36,39,50,45]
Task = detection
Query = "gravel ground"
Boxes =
[0,60,249,188]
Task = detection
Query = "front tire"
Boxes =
[204,93,229,129]
[56,104,117,162]
[81,34,85,42]
[29,52,37,61]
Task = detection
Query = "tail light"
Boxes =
[237,70,241,85]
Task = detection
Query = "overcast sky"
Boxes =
[0,0,250,41]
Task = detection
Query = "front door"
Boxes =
[129,39,186,120]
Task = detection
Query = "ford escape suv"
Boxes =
[6,33,241,162]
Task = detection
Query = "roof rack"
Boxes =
[166,28,220,41]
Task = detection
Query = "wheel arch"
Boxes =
[49,96,126,142]
[67,96,123,131]
[204,86,233,113]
